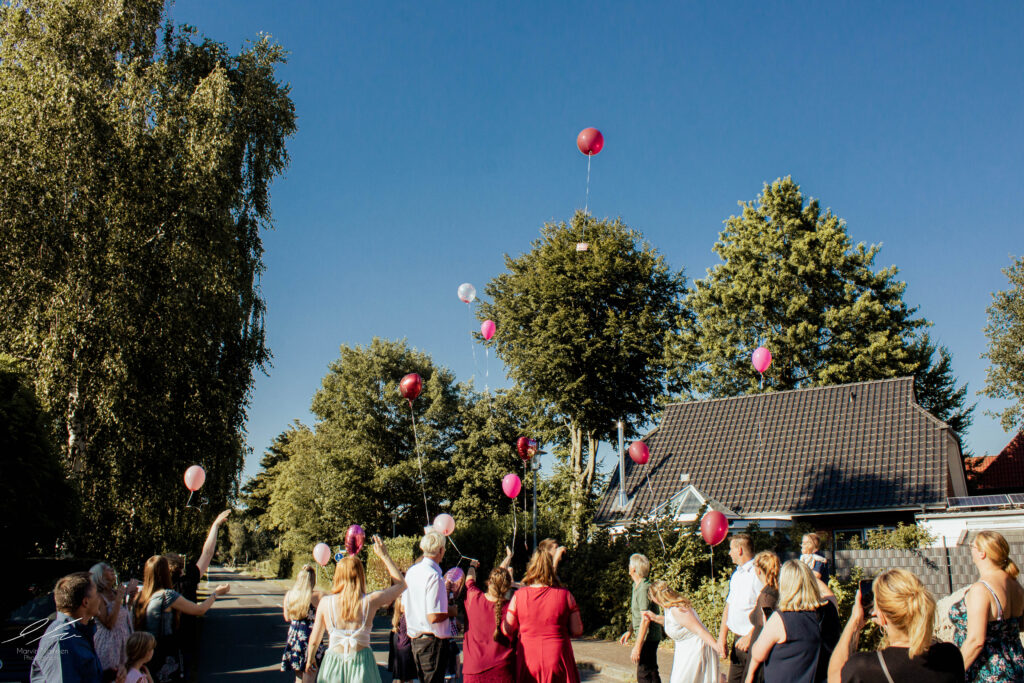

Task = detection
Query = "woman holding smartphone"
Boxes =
[827,569,964,682]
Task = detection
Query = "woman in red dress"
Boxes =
[502,546,583,683]
[463,548,515,682]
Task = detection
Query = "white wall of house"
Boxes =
[917,509,1024,547]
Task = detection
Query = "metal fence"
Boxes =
[830,541,1024,598]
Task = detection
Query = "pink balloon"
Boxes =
[433,513,456,536]
[700,511,729,546]
[481,320,496,341]
[184,465,206,492]
[628,442,650,465]
[502,473,522,499]
[312,542,331,567]
[345,524,365,556]
[752,347,772,374]
[577,127,604,156]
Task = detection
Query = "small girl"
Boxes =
[281,565,327,683]
[387,594,417,683]
[124,631,156,683]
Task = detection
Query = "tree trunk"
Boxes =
[567,423,599,544]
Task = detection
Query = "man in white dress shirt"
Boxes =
[717,533,763,683]
[404,531,457,683]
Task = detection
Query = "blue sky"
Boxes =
[168,1,1024,480]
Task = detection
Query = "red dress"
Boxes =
[505,585,581,683]
[462,577,515,682]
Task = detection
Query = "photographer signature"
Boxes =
[2,617,83,647]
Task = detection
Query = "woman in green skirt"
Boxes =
[306,535,406,682]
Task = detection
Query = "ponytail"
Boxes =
[874,569,935,660]
[1006,559,1020,579]
[975,530,1019,578]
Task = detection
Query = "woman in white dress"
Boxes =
[642,581,724,683]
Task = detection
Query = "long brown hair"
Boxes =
[330,556,367,623]
[134,555,173,629]
[521,548,561,587]
[487,567,512,645]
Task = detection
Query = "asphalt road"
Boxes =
[196,567,396,682]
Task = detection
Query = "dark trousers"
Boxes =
[728,638,751,683]
[410,634,449,683]
[637,636,661,683]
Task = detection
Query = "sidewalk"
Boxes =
[572,637,676,682]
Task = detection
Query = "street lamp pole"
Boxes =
[532,456,539,549]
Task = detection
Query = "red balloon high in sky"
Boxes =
[576,127,604,156]
[399,373,422,401]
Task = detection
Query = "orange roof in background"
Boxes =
[966,432,1024,492]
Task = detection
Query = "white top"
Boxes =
[725,559,762,636]
[124,669,144,683]
[403,556,449,639]
[323,594,373,654]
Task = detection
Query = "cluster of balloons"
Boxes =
[311,523,367,567]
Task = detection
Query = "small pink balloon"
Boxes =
[628,441,650,465]
[752,347,773,374]
[433,513,456,536]
[184,465,206,492]
[481,320,496,341]
[502,473,522,498]
[312,542,331,567]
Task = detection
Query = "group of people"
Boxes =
[31,510,234,683]
[281,533,582,683]
[619,531,1024,683]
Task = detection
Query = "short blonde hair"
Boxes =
[629,553,650,578]
[420,531,445,556]
[777,559,822,612]
[802,533,821,550]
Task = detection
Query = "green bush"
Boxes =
[864,523,936,550]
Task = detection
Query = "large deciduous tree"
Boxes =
[479,212,687,540]
[670,178,972,444]
[0,0,295,565]
[981,256,1024,433]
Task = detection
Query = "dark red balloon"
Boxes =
[628,441,650,465]
[516,437,538,461]
[576,127,604,156]
[345,524,365,556]
[399,373,422,401]
[700,511,729,546]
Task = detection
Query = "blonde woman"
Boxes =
[829,569,964,682]
[90,561,137,671]
[281,565,327,682]
[950,530,1024,681]
[640,581,722,683]
[745,560,837,683]
[306,535,406,682]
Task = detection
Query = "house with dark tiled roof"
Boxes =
[596,377,969,541]
[964,432,1024,494]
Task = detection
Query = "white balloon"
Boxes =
[457,282,476,303]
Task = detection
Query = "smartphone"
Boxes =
[858,579,874,611]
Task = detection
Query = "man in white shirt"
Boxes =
[404,531,457,683]
[717,533,763,683]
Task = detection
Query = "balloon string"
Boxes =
[511,497,518,550]
[757,373,764,460]
[185,491,193,509]
[643,471,667,555]
[409,399,431,524]
[467,304,478,383]
[584,153,592,221]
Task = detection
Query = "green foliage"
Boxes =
[479,211,688,539]
[863,522,936,550]
[982,256,1024,433]
[0,0,295,567]
[365,535,421,591]
[669,179,970,446]
[0,354,76,559]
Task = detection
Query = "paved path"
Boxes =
[194,567,675,682]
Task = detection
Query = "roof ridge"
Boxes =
[667,376,915,407]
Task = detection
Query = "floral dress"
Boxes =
[282,602,328,674]
[949,580,1024,682]
[94,593,134,670]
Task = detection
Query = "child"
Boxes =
[387,594,417,683]
[124,631,156,683]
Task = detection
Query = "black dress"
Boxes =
[764,610,822,683]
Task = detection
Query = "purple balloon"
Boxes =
[345,524,365,556]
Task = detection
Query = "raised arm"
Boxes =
[170,584,229,616]
[196,510,231,575]
[367,535,407,611]
[97,587,127,630]
[828,590,866,683]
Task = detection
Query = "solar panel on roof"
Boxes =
[1008,493,1024,506]
[947,495,1011,509]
